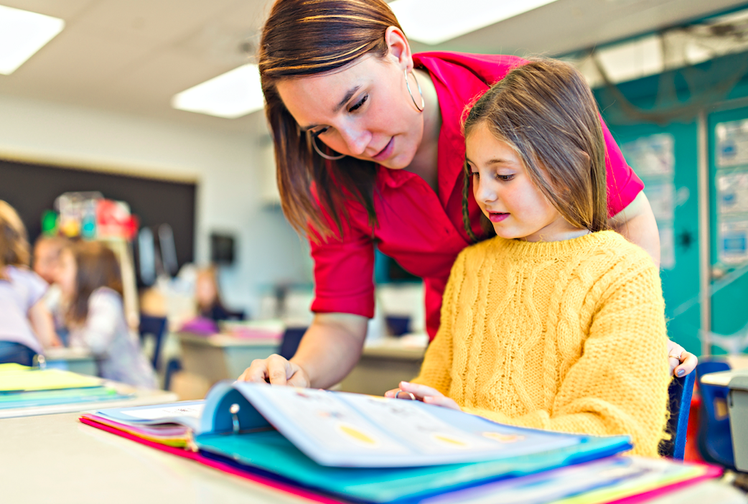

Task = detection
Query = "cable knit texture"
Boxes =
[412,230,670,457]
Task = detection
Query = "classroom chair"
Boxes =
[659,372,696,459]
[138,315,168,372]
[696,360,735,468]
[279,327,307,360]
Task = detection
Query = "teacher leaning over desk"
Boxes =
[239,0,697,388]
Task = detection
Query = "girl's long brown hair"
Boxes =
[462,59,609,242]
[0,200,30,280]
[65,241,124,324]
[260,0,403,241]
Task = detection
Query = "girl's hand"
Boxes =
[384,381,461,411]
[667,340,698,378]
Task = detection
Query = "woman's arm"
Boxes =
[238,312,368,389]
[609,192,660,266]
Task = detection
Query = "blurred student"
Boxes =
[33,235,69,344]
[196,266,244,322]
[59,241,156,388]
[0,201,59,365]
[33,235,67,285]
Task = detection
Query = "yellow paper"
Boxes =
[0,367,102,392]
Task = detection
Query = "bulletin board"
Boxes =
[0,158,196,270]
[602,121,702,356]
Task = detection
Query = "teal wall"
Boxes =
[595,51,748,356]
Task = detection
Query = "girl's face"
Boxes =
[276,34,424,170]
[466,122,584,242]
[57,249,77,298]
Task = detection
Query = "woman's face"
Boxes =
[466,122,581,242]
[57,249,77,298]
[276,52,425,170]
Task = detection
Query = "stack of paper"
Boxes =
[0,364,128,409]
[81,401,203,448]
[77,381,720,504]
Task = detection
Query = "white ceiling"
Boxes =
[0,0,746,134]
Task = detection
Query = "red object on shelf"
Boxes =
[96,199,139,240]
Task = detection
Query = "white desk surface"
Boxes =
[1,412,745,504]
[701,368,748,387]
[0,385,177,419]
[177,331,281,348]
[0,412,306,504]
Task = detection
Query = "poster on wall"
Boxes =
[719,219,748,264]
[620,133,675,178]
[717,171,748,214]
[716,119,748,168]
[621,133,676,270]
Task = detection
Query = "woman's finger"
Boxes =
[674,352,698,378]
[237,359,270,382]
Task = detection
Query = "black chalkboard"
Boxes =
[0,158,196,270]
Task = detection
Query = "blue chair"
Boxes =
[279,327,307,360]
[696,360,735,468]
[138,315,168,372]
[659,372,696,459]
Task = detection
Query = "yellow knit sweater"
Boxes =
[412,231,671,457]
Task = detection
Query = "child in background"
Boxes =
[388,60,671,457]
[33,235,69,345]
[59,241,156,388]
[196,266,244,322]
[0,201,59,365]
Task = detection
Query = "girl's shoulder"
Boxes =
[2,265,48,297]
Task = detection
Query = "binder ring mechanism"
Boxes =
[230,403,241,434]
[395,390,416,401]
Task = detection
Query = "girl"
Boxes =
[59,241,156,388]
[239,0,694,388]
[388,59,670,457]
[0,201,59,365]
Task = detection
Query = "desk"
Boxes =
[0,412,304,504]
[339,338,426,395]
[177,332,280,384]
[1,413,746,504]
[0,384,177,419]
[700,368,748,387]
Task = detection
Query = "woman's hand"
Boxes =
[237,354,311,387]
[668,340,698,378]
[384,381,461,411]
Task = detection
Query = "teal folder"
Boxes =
[190,381,631,503]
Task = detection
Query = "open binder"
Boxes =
[82,381,634,503]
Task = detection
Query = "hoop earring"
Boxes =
[404,69,424,112]
[311,133,345,161]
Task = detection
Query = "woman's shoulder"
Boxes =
[88,287,123,308]
[414,52,527,79]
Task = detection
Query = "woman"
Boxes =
[239,0,695,388]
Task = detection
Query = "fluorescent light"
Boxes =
[0,5,64,75]
[172,63,264,119]
[389,0,557,45]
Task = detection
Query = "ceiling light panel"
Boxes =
[172,63,264,119]
[0,4,64,75]
[389,0,558,45]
